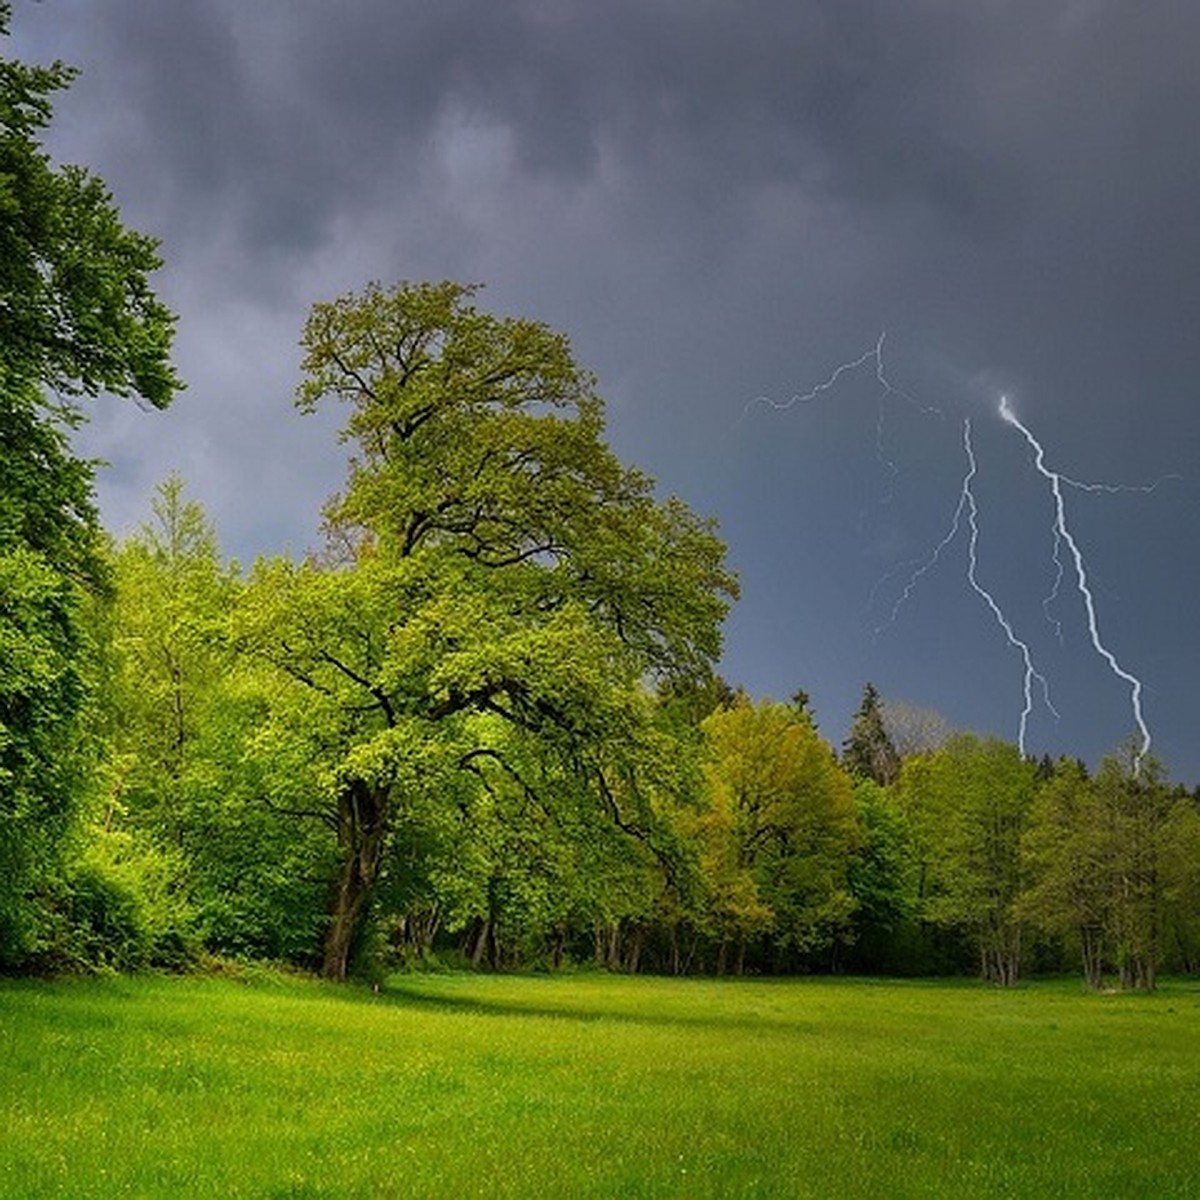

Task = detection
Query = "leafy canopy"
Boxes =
[234,280,737,977]
[0,5,180,968]
[0,2,180,406]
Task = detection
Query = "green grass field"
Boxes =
[1,969,1197,1197]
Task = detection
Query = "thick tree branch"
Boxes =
[315,648,396,726]
[258,791,339,832]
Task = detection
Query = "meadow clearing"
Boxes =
[1,970,1197,1197]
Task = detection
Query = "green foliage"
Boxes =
[1090,752,1178,991]
[842,682,900,785]
[1020,757,1108,986]
[697,698,862,968]
[230,280,736,978]
[0,544,87,806]
[297,280,735,678]
[0,11,178,971]
[39,832,195,972]
[1020,750,1200,990]
[169,665,335,965]
[44,857,144,973]
[384,712,672,970]
[104,480,334,966]
[0,382,100,967]
[898,735,1037,984]
[0,6,180,407]
[1161,791,1200,974]
[841,777,923,973]
[66,465,1200,986]
[0,512,97,969]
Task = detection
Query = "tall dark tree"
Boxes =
[842,683,900,787]
[0,7,178,406]
[0,7,180,966]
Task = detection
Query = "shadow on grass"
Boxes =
[0,972,798,1039]
[379,978,818,1035]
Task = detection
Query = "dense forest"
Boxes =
[4,7,1198,993]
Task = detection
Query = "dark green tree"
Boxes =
[0,7,179,405]
[841,777,921,974]
[842,683,900,786]
[0,7,179,967]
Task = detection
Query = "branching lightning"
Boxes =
[959,418,1057,756]
[744,337,882,415]
[1044,467,1178,643]
[743,338,1168,767]
[741,334,938,500]
[881,418,1056,755]
[998,396,1152,767]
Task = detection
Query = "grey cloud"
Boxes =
[8,0,1200,777]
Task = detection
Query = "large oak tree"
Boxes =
[238,281,736,979]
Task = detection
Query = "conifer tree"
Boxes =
[842,683,900,786]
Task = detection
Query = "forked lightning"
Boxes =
[998,396,1151,767]
[746,341,1159,766]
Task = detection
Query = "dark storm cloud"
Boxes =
[47,3,1018,250]
[49,1,1200,309]
[9,0,1200,777]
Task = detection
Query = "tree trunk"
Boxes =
[1121,953,1155,992]
[606,922,621,970]
[1079,925,1104,990]
[979,922,1021,986]
[682,930,699,976]
[323,778,390,981]
[626,925,643,974]
[469,918,491,968]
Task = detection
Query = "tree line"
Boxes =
[3,11,1197,991]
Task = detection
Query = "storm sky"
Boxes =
[10,1,1200,780]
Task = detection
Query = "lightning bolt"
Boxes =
[745,337,881,415]
[882,417,1056,755]
[998,396,1152,768]
[741,332,938,503]
[748,338,1052,750]
[742,339,1163,767]
[1044,468,1179,643]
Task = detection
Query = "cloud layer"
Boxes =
[12,0,1200,776]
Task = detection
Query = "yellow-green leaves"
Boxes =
[698,698,862,955]
[238,281,739,974]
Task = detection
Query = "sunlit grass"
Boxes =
[1,970,1198,1196]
